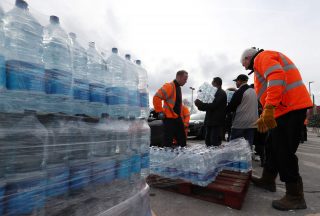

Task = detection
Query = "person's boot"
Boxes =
[272,177,307,211]
[251,169,277,192]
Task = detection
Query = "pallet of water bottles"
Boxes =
[147,139,252,209]
[0,111,151,216]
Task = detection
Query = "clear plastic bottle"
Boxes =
[39,114,70,198]
[43,15,73,114]
[90,114,116,185]
[136,60,149,119]
[3,110,47,215]
[3,0,45,113]
[125,54,139,118]
[0,5,5,92]
[87,42,107,117]
[140,119,150,178]
[69,32,89,115]
[106,48,128,118]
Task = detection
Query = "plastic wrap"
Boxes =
[196,82,217,103]
[149,138,252,187]
[0,0,151,215]
[0,113,151,216]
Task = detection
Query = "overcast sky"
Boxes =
[1,0,319,106]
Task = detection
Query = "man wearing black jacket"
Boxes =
[226,74,258,147]
[195,77,227,146]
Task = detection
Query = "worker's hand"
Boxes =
[158,112,165,120]
[255,104,277,133]
[194,99,202,107]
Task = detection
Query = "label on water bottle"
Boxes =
[140,92,149,108]
[89,83,105,103]
[131,154,141,174]
[6,60,45,93]
[0,55,5,90]
[45,69,72,96]
[5,174,46,215]
[73,78,89,101]
[0,182,5,216]
[117,158,131,179]
[69,162,91,191]
[128,90,139,106]
[107,87,128,105]
[141,153,150,169]
[92,159,116,184]
[46,166,69,197]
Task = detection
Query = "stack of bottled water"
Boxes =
[196,82,217,103]
[0,0,152,215]
[150,138,252,186]
[226,90,235,103]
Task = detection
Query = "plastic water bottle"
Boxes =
[3,0,45,113]
[3,110,47,215]
[136,60,149,119]
[106,48,128,118]
[39,114,69,198]
[43,15,73,114]
[0,5,5,93]
[125,54,139,118]
[69,32,89,115]
[140,119,150,178]
[87,42,107,117]
[197,82,217,103]
[67,116,91,193]
[90,114,116,185]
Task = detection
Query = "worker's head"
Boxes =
[240,47,259,70]
[176,70,188,86]
[233,74,248,88]
[212,77,222,88]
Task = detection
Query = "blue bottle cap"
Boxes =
[69,32,77,39]
[112,48,118,54]
[136,60,141,65]
[125,54,131,60]
[15,0,28,9]
[50,15,60,24]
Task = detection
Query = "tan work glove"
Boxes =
[255,104,277,133]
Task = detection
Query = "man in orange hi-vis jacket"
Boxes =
[153,70,188,147]
[241,47,312,211]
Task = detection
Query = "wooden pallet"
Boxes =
[147,170,251,210]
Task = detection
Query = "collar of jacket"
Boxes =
[248,49,264,75]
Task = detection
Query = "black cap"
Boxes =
[233,74,248,82]
[16,0,28,9]
[111,48,118,54]
[50,15,60,24]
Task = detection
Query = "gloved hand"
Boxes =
[158,112,165,120]
[194,99,202,107]
[255,104,277,133]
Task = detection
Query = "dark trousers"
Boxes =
[265,109,306,183]
[230,128,255,147]
[162,117,186,147]
[205,126,223,146]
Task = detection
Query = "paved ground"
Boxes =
[149,130,320,216]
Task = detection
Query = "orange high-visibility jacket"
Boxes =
[153,81,181,118]
[181,105,190,135]
[253,50,312,118]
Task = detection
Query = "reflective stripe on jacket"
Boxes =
[153,81,181,118]
[253,50,312,118]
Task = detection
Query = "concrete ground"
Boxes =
[149,130,320,216]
